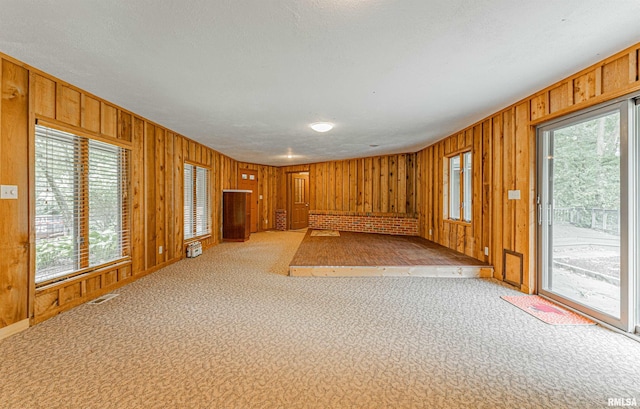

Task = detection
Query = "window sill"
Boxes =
[444,219,472,226]
[184,234,211,245]
[35,258,132,291]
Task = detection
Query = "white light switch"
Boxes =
[484,247,489,256]
[259,195,263,200]
[508,190,521,200]
[1,185,18,199]
[158,246,163,254]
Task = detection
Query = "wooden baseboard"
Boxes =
[0,319,29,340]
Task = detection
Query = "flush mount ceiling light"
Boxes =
[310,122,334,133]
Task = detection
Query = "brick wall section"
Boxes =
[309,211,419,236]
[275,209,287,231]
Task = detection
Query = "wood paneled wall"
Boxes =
[304,154,417,215]
[418,43,640,293]
[0,52,278,330]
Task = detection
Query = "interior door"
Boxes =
[538,100,631,330]
[290,173,309,230]
[238,169,259,233]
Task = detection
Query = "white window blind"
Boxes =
[184,163,210,240]
[35,124,130,285]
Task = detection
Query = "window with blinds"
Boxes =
[183,163,210,240]
[35,124,130,285]
[446,150,472,223]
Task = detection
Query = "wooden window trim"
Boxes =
[445,149,472,223]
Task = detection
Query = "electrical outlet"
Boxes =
[259,195,263,200]
[429,229,433,236]
[508,190,521,200]
[158,246,163,254]
[484,247,489,256]
[264,219,268,224]
[0,185,18,199]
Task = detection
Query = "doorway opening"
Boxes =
[537,97,638,332]
[287,172,309,230]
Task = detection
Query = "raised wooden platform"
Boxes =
[289,230,493,277]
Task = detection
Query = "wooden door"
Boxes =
[238,169,259,233]
[290,173,309,229]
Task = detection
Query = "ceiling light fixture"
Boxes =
[310,122,334,133]
[287,154,293,159]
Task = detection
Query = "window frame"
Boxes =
[183,161,211,241]
[34,121,131,286]
[445,149,472,223]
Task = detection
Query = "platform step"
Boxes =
[289,265,493,278]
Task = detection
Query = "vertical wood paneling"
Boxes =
[335,161,343,211]
[32,74,55,118]
[144,122,157,269]
[471,124,482,258]
[372,157,381,213]
[81,94,100,133]
[491,115,504,278]
[407,154,415,215]
[305,153,417,216]
[131,117,145,274]
[100,102,117,138]
[425,148,434,238]
[349,160,357,211]
[356,158,364,212]
[389,156,397,212]
[165,132,175,261]
[549,83,569,114]
[602,55,629,94]
[397,154,406,214]
[573,71,597,104]
[514,102,532,291]
[364,157,372,212]
[339,161,347,211]
[118,111,132,142]
[502,109,515,252]
[56,84,81,127]
[0,59,29,327]
[481,120,492,263]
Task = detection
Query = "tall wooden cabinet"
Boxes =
[222,190,251,242]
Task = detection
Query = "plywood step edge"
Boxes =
[0,318,29,341]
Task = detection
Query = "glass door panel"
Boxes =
[539,101,630,330]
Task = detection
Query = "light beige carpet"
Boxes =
[1,230,639,408]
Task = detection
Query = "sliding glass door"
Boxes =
[538,100,634,331]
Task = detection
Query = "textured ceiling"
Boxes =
[1,1,640,165]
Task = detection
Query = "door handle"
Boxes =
[538,204,542,225]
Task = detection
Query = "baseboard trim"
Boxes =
[0,319,29,340]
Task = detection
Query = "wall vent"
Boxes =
[88,293,119,305]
